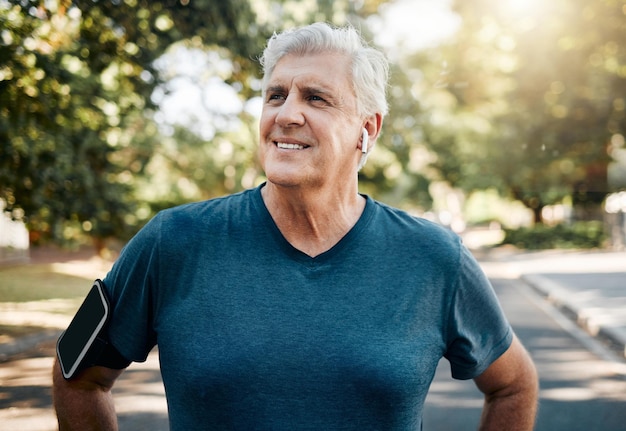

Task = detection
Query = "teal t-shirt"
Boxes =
[103,185,512,430]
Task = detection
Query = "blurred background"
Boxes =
[1,0,625,256]
[1,2,626,430]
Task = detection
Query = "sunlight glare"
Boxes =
[507,0,542,14]
[370,0,460,55]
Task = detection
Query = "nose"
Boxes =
[275,95,305,127]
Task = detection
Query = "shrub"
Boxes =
[500,221,606,249]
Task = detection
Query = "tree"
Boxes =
[359,59,434,210]
[0,1,140,245]
[414,0,626,223]
[1,0,399,249]
[0,0,273,248]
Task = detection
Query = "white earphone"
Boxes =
[361,128,369,153]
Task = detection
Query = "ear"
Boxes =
[363,113,383,148]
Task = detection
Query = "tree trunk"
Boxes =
[92,236,107,257]
[532,205,543,224]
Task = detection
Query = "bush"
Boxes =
[500,221,606,250]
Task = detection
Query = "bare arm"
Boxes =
[474,334,539,431]
[52,357,125,431]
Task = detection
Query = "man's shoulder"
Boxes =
[367,199,463,269]
[371,199,458,241]
[158,187,258,222]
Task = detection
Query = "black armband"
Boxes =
[56,280,131,379]
[93,340,132,370]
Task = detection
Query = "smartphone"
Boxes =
[56,279,110,379]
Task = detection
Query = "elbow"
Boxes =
[486,355,539,403]
[52,357,120,393]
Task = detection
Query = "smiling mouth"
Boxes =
[275,142,308,150]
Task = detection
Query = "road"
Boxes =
[1,276,625,430]
[423,276,626,431]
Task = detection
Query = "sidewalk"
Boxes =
[475,247,626,360]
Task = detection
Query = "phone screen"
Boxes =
[56,280,109,379]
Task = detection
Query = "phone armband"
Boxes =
[56,279,112,379]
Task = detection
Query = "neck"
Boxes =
[261,182,366,257]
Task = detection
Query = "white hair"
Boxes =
[259,22,390,118]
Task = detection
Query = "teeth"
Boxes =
[277,142,305,150]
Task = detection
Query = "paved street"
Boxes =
[423,276,626,431]
[1,249,625,430]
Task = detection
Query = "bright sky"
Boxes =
[370,0,460,56]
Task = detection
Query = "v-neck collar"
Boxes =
[251,184,375,267]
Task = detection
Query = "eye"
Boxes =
[307,94,329,105]
[266,93,286,106]
[267,93,284,101]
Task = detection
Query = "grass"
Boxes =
[0,263,93,342]
[0,264,91,303]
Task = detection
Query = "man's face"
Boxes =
[259,52,363,191]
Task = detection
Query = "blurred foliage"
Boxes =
[412,0,626,223]
[359,59,433,210]
[3,0,625,250]
[1,1,138,245]
[500,221,606,250]
[0,0,391,248]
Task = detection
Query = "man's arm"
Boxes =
[52,357,126,431]
[474,334,539,431]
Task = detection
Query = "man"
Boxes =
[53,22,538,430]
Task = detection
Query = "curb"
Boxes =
[521,274,626,360]
[0,329,60,362]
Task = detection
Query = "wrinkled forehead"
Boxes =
[264,52,355,94]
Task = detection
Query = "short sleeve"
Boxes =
[102,214,162,362]
[444,246,513,380]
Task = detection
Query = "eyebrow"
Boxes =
[265,84,287,94]
[266,82,339,103]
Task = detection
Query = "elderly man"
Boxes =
[53,22,538,430]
